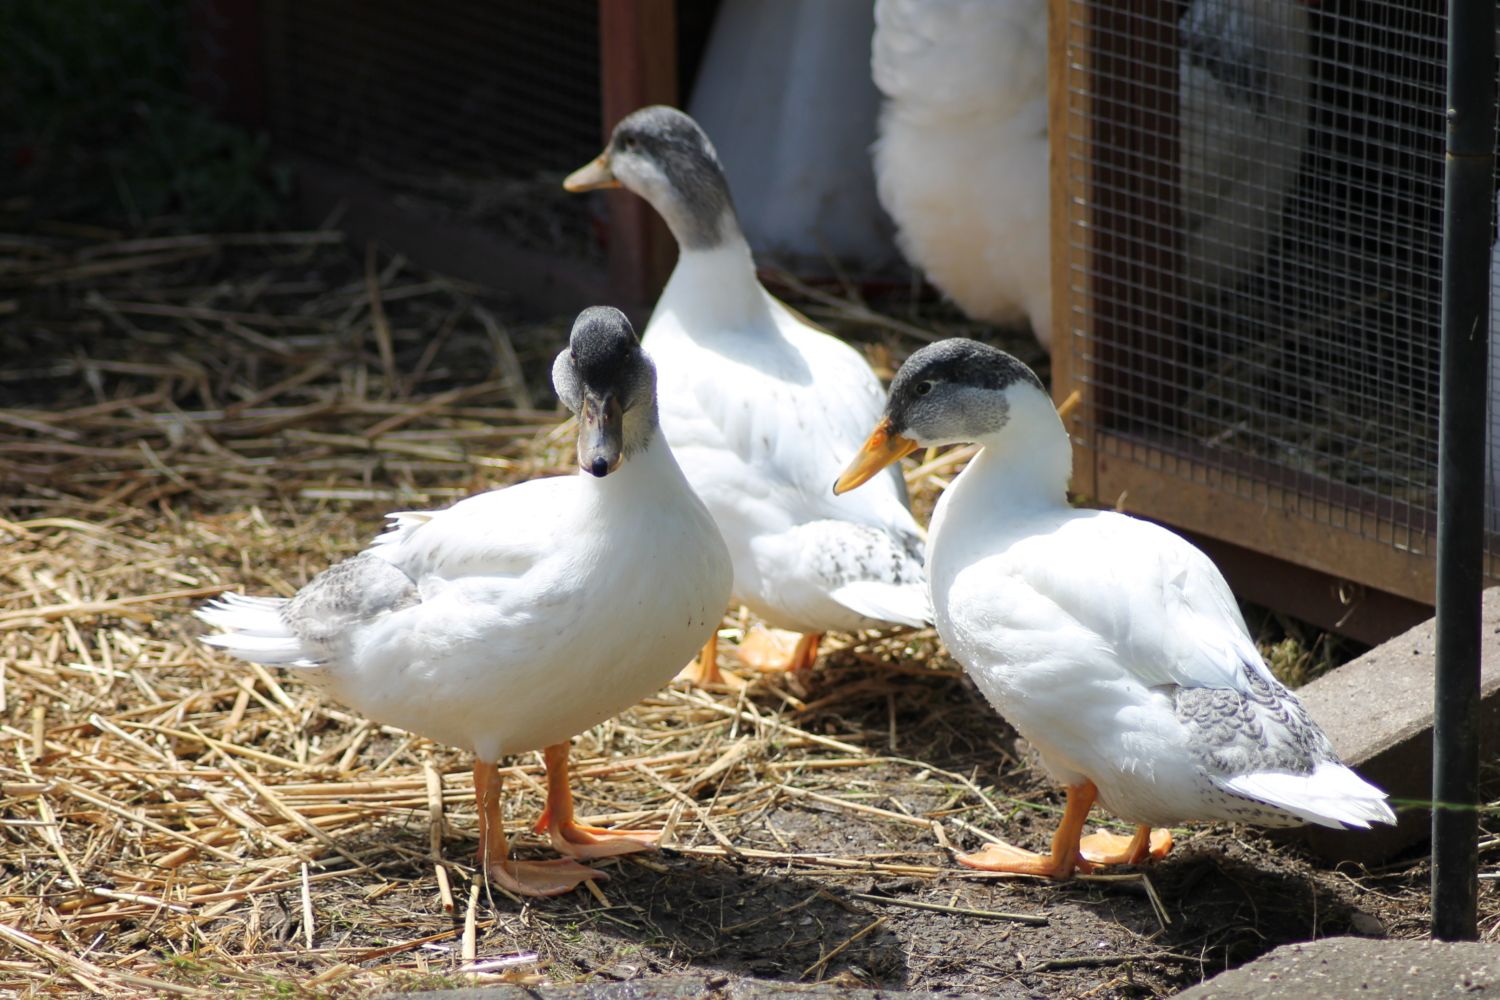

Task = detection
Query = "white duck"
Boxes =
[565,106,929,685]
[835,339,1394,879]
[871,0,1313,349]
[197,308,732,896]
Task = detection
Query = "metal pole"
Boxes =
[1432,0,1494,944]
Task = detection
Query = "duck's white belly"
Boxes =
[930,508,1229,828]
[317,497,730,761]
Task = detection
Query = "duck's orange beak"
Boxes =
[834,418,919,495]
[563,153,620,192]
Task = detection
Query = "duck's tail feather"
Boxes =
[829,580,932,630]
[196,593,318,667]
[1217,762,1397,829]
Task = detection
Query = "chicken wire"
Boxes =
[1056,0,1497,593]
[255,0,601,247]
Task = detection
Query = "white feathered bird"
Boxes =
[835,338,1394,878]
[197,308,732,896]
[565,106,930,685]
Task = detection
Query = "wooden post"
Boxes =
[598,0,678,310]
[1048,0,1095,499]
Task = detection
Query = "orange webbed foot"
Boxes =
[736,627,821,673]
[544,817,660,859]
[951,782,1105,881]
[535,743,663,860]
[955,840,1096,880]
[486,857,604,897]
[1078,826,1172,866]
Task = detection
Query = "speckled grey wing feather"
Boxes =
[814,520,931,627]
[1173,667,1366,826]
[281,552,419,664]
[1175,666,1333,778]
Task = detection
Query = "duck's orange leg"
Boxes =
[1079,824,1173,866]
[786,632,822,673]
[955,781,1100,880]
[674,631,745,689]
[532,743,661,860]
[472,759,600,897]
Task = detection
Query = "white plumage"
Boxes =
[566,107,929,680]
[872,0,1051,346]
[836,339,1394,877]
[198,308,732,895]
[201,466,727,761]
[646,250,930,635]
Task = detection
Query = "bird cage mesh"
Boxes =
[257,0,601,247]
[1053,0,1496,610]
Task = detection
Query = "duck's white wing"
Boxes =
[201,476,580,668]
[1003,511,1263,694]
[368,476,576,583]
[765,302,918,526]
[658,300,919,536]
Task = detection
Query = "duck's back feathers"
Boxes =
[647,278,928,633]
[197,479,577,675]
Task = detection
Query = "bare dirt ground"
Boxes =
[0,228,1492,998]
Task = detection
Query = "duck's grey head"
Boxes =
[563,105,735,250]
[833,339,1047,495]
[552,306,658,478]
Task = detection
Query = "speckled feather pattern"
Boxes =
[280,553,418,665]
[812,523,926,593]
[1176,666,1331,778]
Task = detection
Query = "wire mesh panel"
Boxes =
[262,0,600,175]
[256,0,602,253]
[1052,0,1496,609]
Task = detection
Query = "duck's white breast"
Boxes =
[320,457,731,762]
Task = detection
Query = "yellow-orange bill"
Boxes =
[1056,389,1081,421]
[563,153,620,192]
[833,419,920,495]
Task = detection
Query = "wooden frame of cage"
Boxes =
[1045,0,1437,643]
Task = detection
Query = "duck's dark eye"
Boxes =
[621,135,638,151]
[914,381,933,396]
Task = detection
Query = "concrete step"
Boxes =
[1287,587,1500,865]
[1174,936,1497,999]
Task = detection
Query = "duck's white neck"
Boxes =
[585,422,687,499]
[654,221,773,333]
[946,389,1074,517]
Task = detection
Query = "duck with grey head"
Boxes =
[566,106,930,687]
[836,338,1394,879]
[197,307,731,896]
